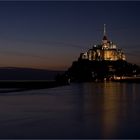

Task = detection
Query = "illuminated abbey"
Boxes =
[79,24,126,61]
[66,25,140,82]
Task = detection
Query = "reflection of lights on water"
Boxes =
[132,84,136,101]
[101,82,139,138]
[101,82,120,138]
[77,82,140,138]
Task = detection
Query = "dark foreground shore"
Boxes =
[0,80,68,89]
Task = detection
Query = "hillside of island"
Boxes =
[65,59,140,82]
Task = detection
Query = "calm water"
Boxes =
[0,82,140,138]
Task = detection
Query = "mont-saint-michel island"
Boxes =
[65,25,140,82]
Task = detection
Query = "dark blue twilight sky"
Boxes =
[0,1,140,70]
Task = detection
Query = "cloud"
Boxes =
[0,50,48,60]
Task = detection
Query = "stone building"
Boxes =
[79,24,126,61]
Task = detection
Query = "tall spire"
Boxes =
[103,24,106,36]
[102,24,108,43]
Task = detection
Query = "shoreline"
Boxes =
[0,80,69,89]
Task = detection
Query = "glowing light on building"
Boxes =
[79,25,126,61]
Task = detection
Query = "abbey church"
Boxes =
[79,24,126,61]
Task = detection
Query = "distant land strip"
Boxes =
[0,80,68,89]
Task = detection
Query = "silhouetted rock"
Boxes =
[66,59,140,82]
